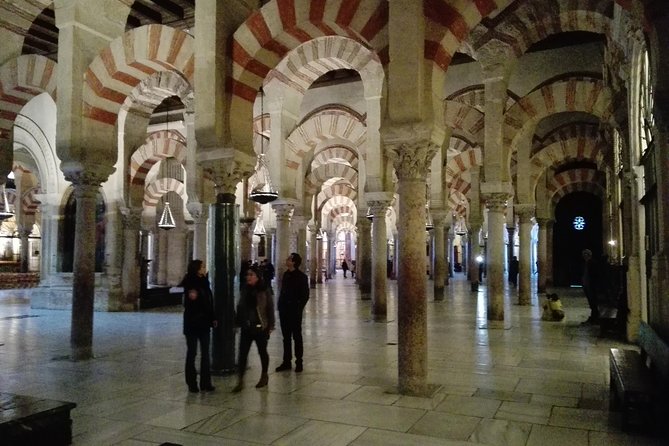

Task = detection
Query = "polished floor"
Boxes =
[0,274,664,445]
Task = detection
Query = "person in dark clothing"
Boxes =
[509,256,519,287]
[341,259,349,278]
[275,252,310,373]
[180,259,217,393]
[233,265,275,392]
[582,249,600,323]
[260,258,275,293]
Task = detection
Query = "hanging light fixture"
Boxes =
[0,183,14,221]
[249,86,279,204]
[253,212,266,236]
[425,204,434,230]
[158,200,176,230]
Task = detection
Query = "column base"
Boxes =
[395,382,442,398]
[478,319,511,330]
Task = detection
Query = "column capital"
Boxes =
[186,201,209,223]
[483,192,511,213]
[368,200,391,218]
[119,206,142,229]
[272,203,294,220]
[515,204,535,222]
[61,162,115,187]
[536,217,554,228]
[199,149,256,196]
[382,123,437,180]
[478,40,515,82]
[431,210,449,227]
[291,215,309,231]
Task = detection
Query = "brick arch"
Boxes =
[0,54,57,141]
[548,168,605,206]
[312,145,359,170]
[446,85,519,112]
[230,0,388,103]
[285,110,366,172]
[122,70,193,119]
[503,77,613,155]
[530,135,605,193]
[321,195,357,223]
[305,163,358,196]
[445,147,482,187]
[22,186,41,216]
[449,176,472,200]
[143,177,186,208]
[335,220,357,235]
[316,183,358,210]
[532,122,600,153]
[83,25,194,127]
[129,131,187,185]
[443,100,485,145]
[448,189,469,217]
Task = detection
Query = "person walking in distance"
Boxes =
[509,256,519,287]
[180,259,217,393]
[341,259,349,278]
[233,265,275,392]
[275,253,310,373]
[582,249,600,324]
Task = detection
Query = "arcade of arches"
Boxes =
[0,0,668,396]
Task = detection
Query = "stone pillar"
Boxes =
[357,217,371,296]
[266,229,275,266]
[316,232,324,284]
[461,233,469,276]
[432,212,447,300]
[187,202,208,261]
[517,206,534,305]
[328,232,336,280]
[545,220,554,288]
[369,200,390,321]
[156,227,168,285]
[309,225,318,288]
[468,223,481,284]
[536,218,550,293]
[447,224,455,283]
[167,227,188,285]
[293,216,308,265]
[18,225,31,273]
[506,226,515,275]
[272,203,294,292]
[239,217,254,263]
[484,194,510,323]
[65,169,112,361]
[119,207,142,310]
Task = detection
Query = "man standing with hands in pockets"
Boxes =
[275,253,310,373]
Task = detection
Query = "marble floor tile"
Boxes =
[469,418,532,446]
[435,394,501,418]
[343,385,401,405]
[526,424,589,446]
[549,406,618,432]
[215,413,307,443]
[408,411,481,441]
[350,428,476,446]
[273,420,366,446]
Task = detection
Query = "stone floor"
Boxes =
[0,274,664,445]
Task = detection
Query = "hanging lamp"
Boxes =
[0,183,14,221]
[249,86,279,204]
[425,204,434,230]
[158,201,176,230]
[253,212,266,236]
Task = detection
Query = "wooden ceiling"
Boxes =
[18,0,195,61]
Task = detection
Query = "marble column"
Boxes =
[120,207,142,310]
[357,217,371,297]
[156,226,168,285]
[328,233,336,280]
[240,217,254,262]
[66,169,112,361]
[536,218,550,293]
[18,225,31,273]
[273,203,294,292]
[432,213,447,300]
[517,207,534,305]
[447,225,455,282]
[370,200,390,321]
[545,220,554,288]
[506,226,516,276]
[309,225,317,288]
[484,194,510,323]
[316,232,324,284]
[468,223,481,285]
[293,216,308,265]
[266,229,275,266]
[187,202,208,261]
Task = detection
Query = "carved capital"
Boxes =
[368,200,391,219]
[484,192,511,213]
[61,162,115,187]
[536,217,553,228]
[515,204,535,222]
[478,40,515,80]
[382,123,437,180]
[272,203,294,220]
[431,210,449,228]
[119,206,142,229]
[186,201,208,223]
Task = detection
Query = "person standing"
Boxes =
[233,265,275,392]
[582,249,600,323]
[275,253,310,373]
[180,259,217,393]
[341,259,349,278]
[509,256,519,287]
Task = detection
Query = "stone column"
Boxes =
[545,220,554,288]
[517,205,534,305]
[468,222,481,284]
[293,216,308,265]
[536,218,550,293]
[328,232,336,279]
[370,200,390,321]
[484,194,510,323]
[119,207,142,310]
[432,212,447,300]
[187,202,208,261]
[357,217,371,296]
[239,216,254,263]
[272,203,294,292]
[506,226,515,275]
[309,225,318,288]
[156,226,168,285]
[65,168,113,360]
[447,224,455,282]
[18,225,32,273]
[461,233,469,276]
[266,229,275,266]
[316,232,324,284]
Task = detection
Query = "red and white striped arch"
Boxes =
[231,0,388,102]
[143,177,186,208]
[285,109,366,171]
[532,122,599,153]
[446,85,518,113]
[449,175,472,199]
[448,189,469,217]
[445,147,482,187]
[316,182,358,210]
[443,100,485,145]
[0,55,57,142]
[322,195,357,222]
[548,168,605,206]
[503,78,613,150]
[312,145,359,170]
[129,131,187,185]
[83,25,194,127]
[530,135,605,192]
[305,163,358,196]
[21,187,41,216]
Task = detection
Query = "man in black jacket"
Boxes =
[275,252,310,373]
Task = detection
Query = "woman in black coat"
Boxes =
[180,259,217,393]
[233,265,275,392]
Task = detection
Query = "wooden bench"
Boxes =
[609,321,669,432]
[0,393,76,445]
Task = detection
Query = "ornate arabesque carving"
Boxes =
[368,200,391,219]
[203,158,255,196]
[62,162,115,187]
[484,193,511,213]
[272,203,294,220]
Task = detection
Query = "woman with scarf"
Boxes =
[233,265,275,391]
[180,259,217,393]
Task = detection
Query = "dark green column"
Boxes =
[210,193,239,374]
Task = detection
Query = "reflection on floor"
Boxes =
[0,275,664,445]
